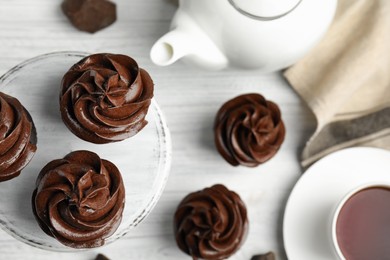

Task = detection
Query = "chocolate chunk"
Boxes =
[62,0,116,33]
[251,252,276,260]
[95,254,110,260]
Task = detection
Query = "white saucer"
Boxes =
[0,52,172,251]
[283,147,390,260]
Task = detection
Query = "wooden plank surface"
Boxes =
[0,0,316,259]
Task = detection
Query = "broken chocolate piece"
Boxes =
[62,0,116,33]
[251,252,276,260]
[95,254,110,260]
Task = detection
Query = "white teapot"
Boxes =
[150,0,337,71]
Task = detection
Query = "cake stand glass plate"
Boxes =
[0,52,172,251]
[283,147,390,260]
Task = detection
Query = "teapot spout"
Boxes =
[150,29,192,66]
[150,12,228,70]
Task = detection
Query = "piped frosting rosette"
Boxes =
[0,92,37,181]
[214,93,285,167]
[174,184,248,260]
[32,150,125,248]
[60,53,154,144]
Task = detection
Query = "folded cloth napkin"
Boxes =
[284,0,390,167]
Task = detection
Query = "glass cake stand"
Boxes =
[0,52,172,251]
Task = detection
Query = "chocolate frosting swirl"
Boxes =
[60,53,154,144]
[32,150,125,248]
[0,92,37,181]
[174,184,248,260]
[214,93,285,167]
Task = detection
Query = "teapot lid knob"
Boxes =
[228,0,302,20]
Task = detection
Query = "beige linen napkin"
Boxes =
[284,0,390,167]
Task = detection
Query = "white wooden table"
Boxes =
[0,0,316,259]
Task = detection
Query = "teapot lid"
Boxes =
[228,0,302,20]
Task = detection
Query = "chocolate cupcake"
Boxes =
[174,184,248,260]
[214,93,285,167]
[60,53,154,144]
[0,92,37,181]
[32,150,125,248]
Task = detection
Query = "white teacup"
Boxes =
[331,183,390,260]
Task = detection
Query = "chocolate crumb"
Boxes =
[251,251,276,260]
[95,254,110,260]
[62,0,116,33]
